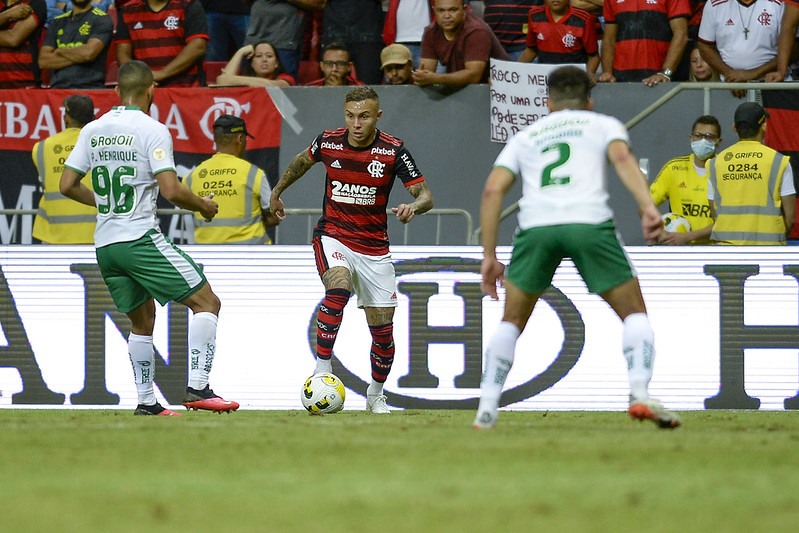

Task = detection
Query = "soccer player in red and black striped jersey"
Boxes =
[518,0,599,80]
[0,0,46,88]
[115,0,209,87]
[270,86,434,414]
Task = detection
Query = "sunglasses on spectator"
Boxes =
[691,132,719,141]
[322,60,350,68]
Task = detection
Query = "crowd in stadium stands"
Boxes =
[2,0,797,90]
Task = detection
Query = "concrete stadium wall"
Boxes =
[272,83,743,246]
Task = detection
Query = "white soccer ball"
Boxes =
[662,212,691,233]
[301,373,346,414]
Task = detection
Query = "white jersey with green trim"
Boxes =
[493,109,630,230]
[65,106,175,248]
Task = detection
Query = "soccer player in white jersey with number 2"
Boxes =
[474,66,681,430]
[60,60,240,416]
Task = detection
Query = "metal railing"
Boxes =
[470,81,799,244]
[6,207,474,245]
[276,208,474,245]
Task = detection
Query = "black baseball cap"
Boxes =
[734,102,769,128]
[63,94,95,125]
[213,114,254,138]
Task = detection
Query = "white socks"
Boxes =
[129,333,156,406]
[188,312,218,390]
[478,321,520,411]
[623,313,655,402]
[367,380,384,397]
[314,357,333,375]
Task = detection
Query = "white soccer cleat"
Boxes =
[366,394,390,414]
[472,410,497,430]
[629,398,682,429]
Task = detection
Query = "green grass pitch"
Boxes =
[1,409,798,532]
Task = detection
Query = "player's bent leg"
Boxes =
[314,266,354,375]
[599,277,647,321]
[364,306,395,414]
[600,279,681,429]
[181,282,221,316]
[179,283,238,413]
[126,297,156,336]
[126,299,178,416]
[474,282,539,429]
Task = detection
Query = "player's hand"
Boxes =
[392,203,415,223]
[641,205,663,245]
[270,195,286,221]
[200,192,218,222]
[481,256,506,300]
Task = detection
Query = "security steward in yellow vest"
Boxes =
[184,114,280,243]
[708,102,796,245]
[32,94,97,244]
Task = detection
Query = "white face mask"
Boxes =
[691,139,716,159]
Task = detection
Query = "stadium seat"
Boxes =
[40,68,51,88]
[105,61,118,87]
[204,61,227,87]
[106,3,118,31]
[298,60,321,85]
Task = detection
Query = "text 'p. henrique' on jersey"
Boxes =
[309,128,425,255]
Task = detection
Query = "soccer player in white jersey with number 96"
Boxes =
[60,60,240,416]
[474,66,681,430]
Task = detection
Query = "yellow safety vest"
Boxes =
[185,153,271,244]
[709,140,790,245]
[32,128,96,244]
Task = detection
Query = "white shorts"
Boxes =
[314,235,398,308]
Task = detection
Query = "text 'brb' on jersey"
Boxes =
[309,128,425,255]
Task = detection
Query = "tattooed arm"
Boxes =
[270,150,316,220]
[392,181,434,224]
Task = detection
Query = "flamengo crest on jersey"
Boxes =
[308,128,424,255]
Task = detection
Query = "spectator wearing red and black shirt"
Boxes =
[518,0,599,80]
[115,0,209,87]
[0,0,46,88]
[483,0,542,60]
[305,43,364,86]
[599,0,690,85]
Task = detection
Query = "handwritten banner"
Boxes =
[489,60,585,143]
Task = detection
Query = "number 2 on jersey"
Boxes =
[91,165,136,215]
[541,142,571,188]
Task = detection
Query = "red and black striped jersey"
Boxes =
[116,0,209,87]
[525,6,598,64]
[309,128,425,255]
[603,0,690,81]
[0,0,46,88]
[483,0,543,49]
